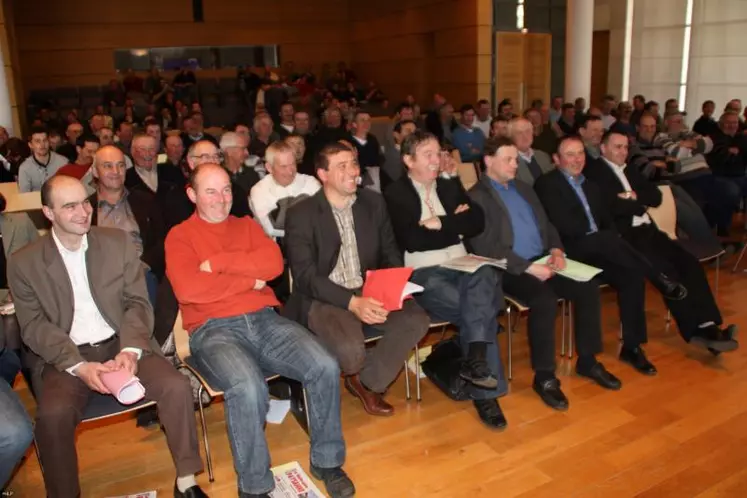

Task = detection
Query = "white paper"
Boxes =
[440,254,507,273]
[402,282,424,299]
[106,491,156,498]
[266,399,291,425]
[270,461,325,498]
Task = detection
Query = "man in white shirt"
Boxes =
[250,140,321,239]
[18,126,68,192]
[473,99,492,137]
[7,175,207,498]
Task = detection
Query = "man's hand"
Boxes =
[617,191,637,200]
[349,296,389,325]
[74,362,114,394]
[729,146,740,155]
[199,260,212,273]
[527,263,554,281]
[419,217,442,230]
[112,351,138,376]
[254,279,266,290]
[649,160,668,169]
[454,204,470,215]
[548,249,566,271]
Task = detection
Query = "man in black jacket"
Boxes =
[384,130,507,429]
[284,142,429,417]
[535,136,687,374]
[469,137,622,412]
[584,130,737,353]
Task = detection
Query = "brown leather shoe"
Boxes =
[344,375,394,416]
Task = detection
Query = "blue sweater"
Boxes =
[452,126,485,163]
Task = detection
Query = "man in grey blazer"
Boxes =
[468,136,622,413]
[510,118,554,186]
[7,176,207,498]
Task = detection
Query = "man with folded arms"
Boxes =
[534,136,688,375]
[284,142,430,417]
[469,137,622,412]
[166,164,354,498]
[7,175,207,498]
[583,131,738,353]
[384,130,507,429]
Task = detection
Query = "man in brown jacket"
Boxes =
[7,175,207,498]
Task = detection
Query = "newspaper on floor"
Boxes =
[270,461,326,498]
[440,254,507,273]
[106,491,156,498]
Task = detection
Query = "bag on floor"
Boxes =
[421,338,471,401]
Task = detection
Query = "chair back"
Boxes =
[457,163,479,190]
[173,311,191,361]
[647,185,677,240]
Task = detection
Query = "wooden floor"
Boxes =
[9,254,747,497]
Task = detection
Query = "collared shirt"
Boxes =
[490,178,544,260]
[280,123,294,134]
[404,177,467,269]
[602,157,651,227]
[135,165,158,193]
[328,196,364,290]
[559,170,598,234]
[249,173,321,238]
[97,191,144,258]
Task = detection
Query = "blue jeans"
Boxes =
[0,378,33,488]
[145,269,158,307]
[410,266,508,400]
[189,307,345,495]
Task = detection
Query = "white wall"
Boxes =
[686,0,747,119]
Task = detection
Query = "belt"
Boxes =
[78,334,117,349]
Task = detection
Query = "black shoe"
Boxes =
[690,326,739,353]
[576,362,622,390]
[459,358,498,389]
[473,399,508,430]
[725,324,738,339]
[619,346,657,376]
[174,482,209,498]
[655,274,688,301]
[309,464,356,498]
[532,377,569,411]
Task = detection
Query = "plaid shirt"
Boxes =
[328,195,364,290]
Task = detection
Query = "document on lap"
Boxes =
[440,254,508,273]
[362,267,424,312]
[534,255,603,282]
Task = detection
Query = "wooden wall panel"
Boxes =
[13,0,351,90]
[1,0,21,133]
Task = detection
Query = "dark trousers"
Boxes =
[502,271,602,373]
[32,339,203,498]
[623,223,722,340]
[410,266,508,400]
[307,299,430,393]
[567,231,649,348]
[677,176,740,233]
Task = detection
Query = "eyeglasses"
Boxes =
[190,152,223,164]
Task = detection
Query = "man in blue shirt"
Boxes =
[535,136,689,376]
[452,105,486,163]
[469,136,621,413]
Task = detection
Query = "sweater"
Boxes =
[165,213,283,332]
[451,126,485,162]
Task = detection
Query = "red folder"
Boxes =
[362,267,415,312]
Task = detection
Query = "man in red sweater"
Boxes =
[165,164,354,498]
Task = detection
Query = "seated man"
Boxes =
[250,141,321,239]
[166,164,353,498]
[7,176,207,498]
[469,137,622,412]
[384,130,507,429]
[535,136,688,374]
[56,134,100,180]
[18,126,69,192]
[583,130,738,353]
[381,119,418,190]
[220,131,261,197]
[0,323,33,493]
[90,145,166,305]
[510,117,553,186]
[284,142,430,416]
[452,104,485,163]
[125,133,184,197]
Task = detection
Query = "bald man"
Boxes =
[8,175,207,498]
[166,164,353,498]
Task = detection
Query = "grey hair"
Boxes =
[219,131,244,150]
